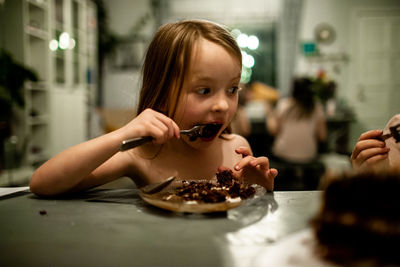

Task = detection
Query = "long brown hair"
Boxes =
[136,20,242,119]
[286,77,316,119]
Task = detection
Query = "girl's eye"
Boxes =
[227,86,239,95]
[197,88,211,95]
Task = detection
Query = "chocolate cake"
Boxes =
[166,170,256,203]
[312,171,400,266]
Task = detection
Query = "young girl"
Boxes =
[268,77,327,163]
[30,20,278,196]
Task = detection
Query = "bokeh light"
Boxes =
[237,33,249,48]
[68,38,76,49]
[247,35,259,50]
[49,39,58,51]
[231,28,241,38]
[241,67,252,83]
[242,51,255,68]
[236,30,260,82]
[59,32,70,49]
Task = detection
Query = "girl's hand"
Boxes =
[219,147,278,191]
[121,108,180,144]
[350,129,390,170]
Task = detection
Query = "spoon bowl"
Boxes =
[120,123,223,151]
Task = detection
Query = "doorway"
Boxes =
[349,9,400,139]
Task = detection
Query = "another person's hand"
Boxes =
[120,108,180,144]
[350,129,390,170]
[220,147,278,191]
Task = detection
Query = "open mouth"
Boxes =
[188,123,223,141]
[199,123,223,140]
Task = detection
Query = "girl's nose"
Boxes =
[211,94,229,112]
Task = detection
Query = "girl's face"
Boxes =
[174,38,241,148]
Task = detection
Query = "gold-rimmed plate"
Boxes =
[139,180,265,213]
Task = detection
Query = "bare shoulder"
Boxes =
[223,133,250,148]
[122,147,156,186]
[221,134,252,164]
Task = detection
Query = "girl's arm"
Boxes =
[316,106,327,141]
[267,99,286,136]
[316,117,327,141]
[30,109,180,196]
[266,110,279,136]
[30,130,127,196]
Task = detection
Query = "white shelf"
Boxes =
[27,0,48,10]
[25,26,48,39]
[3,0,98,169]
[26,81,49,91]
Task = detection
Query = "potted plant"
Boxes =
[0,49,38,171]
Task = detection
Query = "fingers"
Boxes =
[358,129,383,141]
[351,143,389,161]
[224,153,278,191]
[234,155,253,171]
[268,168,278,178]
[351,148,389,168]
[233,155,278,191]
[132,109,180,144]
[350,129,389,169]
[149,111,179,140]
[363,153,389,168]
[351,139,388,159]
[234,155,270,171]
[235,146,253,158]
[156,112,180,139]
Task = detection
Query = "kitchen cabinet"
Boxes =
[1,0,97,173]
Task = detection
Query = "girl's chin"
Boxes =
[200,136,218,142]
[182,136,218,148]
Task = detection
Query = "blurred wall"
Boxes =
[296,0,400,146]
[297,0,400,100]
[102,0,154,109]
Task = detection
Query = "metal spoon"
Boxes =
[119,123,222,151]
[140,176,176,194]
[381,123,400,143]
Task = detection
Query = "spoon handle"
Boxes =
[120,136,153,151]
[120,125,202,151]
[140,176,176,194]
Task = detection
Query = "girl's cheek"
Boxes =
[229,100,238,115]
[174,95,190,123]
[174,102,199,127]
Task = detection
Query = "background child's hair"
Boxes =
[136,19,242,119]
[286,77,316,119]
